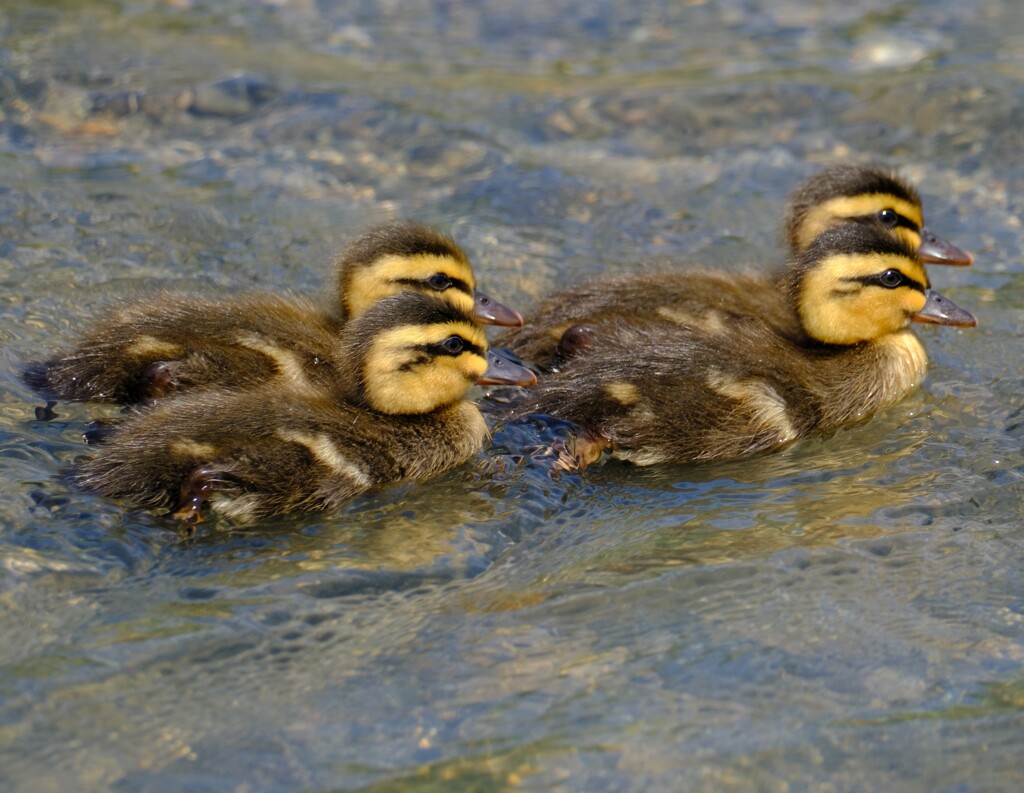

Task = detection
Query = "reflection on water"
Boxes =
[2,1,1023,791]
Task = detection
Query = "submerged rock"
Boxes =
[187,74,279,118]
[89,73,279,121]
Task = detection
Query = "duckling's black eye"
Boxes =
[427,274,453,291]
[879,269,904,288]
[441,336,465,354]
[878,209,899,228]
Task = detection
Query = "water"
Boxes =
[2,1,1023,790]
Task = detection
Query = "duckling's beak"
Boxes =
[478,350,537,386]
[912,289,977,327]
[473,290,524,327]
[918,227,974,266]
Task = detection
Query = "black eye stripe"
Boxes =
[844,272,926,293]
[416,339,485,358]
[395,276,473,294]
[876,209,921,232]
[890,214,920,232]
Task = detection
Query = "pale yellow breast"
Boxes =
[875,329,929,409]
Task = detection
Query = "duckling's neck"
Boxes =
[814,329,928,427]
[875,329,929,403]
[305,331,369,406]
[388,400,489,479]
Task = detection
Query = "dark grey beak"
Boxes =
[918,227,973,266]
[478,350,537,386]
[912,289,977,327]
[473,290,524,327]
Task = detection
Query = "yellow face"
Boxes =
[362,321,489,414]
[344,253,477,320]
[797,251,929,345]
[795,193,925,254]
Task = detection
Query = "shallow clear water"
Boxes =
[1,1,1023,790]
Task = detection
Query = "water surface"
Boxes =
[1,1,1023,790]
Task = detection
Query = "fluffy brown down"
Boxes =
[74,386,487,521]
[501,221,944,466]
[498,164,931,370]
[25,291,340,403]
[73,292,494,522]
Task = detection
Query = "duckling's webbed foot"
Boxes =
[23,364,60,418]
[549,439,578,471]
[34,401,59,421]
[142,361,179,400]
[22,361,57,399]
[551,324,597,370]
[83,419,118,445]
[170,466,225,530]
[551,428,610,471]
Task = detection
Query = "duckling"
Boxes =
[505,219,976,469]
[785,164,973,266]
[497,165,972,369]
[73,291,537,528]
[24,221,522,405]
[334,221,524,325]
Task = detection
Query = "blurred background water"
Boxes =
[1,0,1023,790]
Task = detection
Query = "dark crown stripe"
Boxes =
[805,217,917,259]
[786,217,922,297]
[356,292,477,335]
[813,166,920,204]
[357,222,466,262]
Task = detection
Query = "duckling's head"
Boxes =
[336,221,523,326]
[349,292,534,415]
[785,165,972,265]
[784,219,976,346]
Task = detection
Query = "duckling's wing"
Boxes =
[513,321,819,466]
[31,291,336,404]
[76,386,487,523]
[496,271,785,369]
